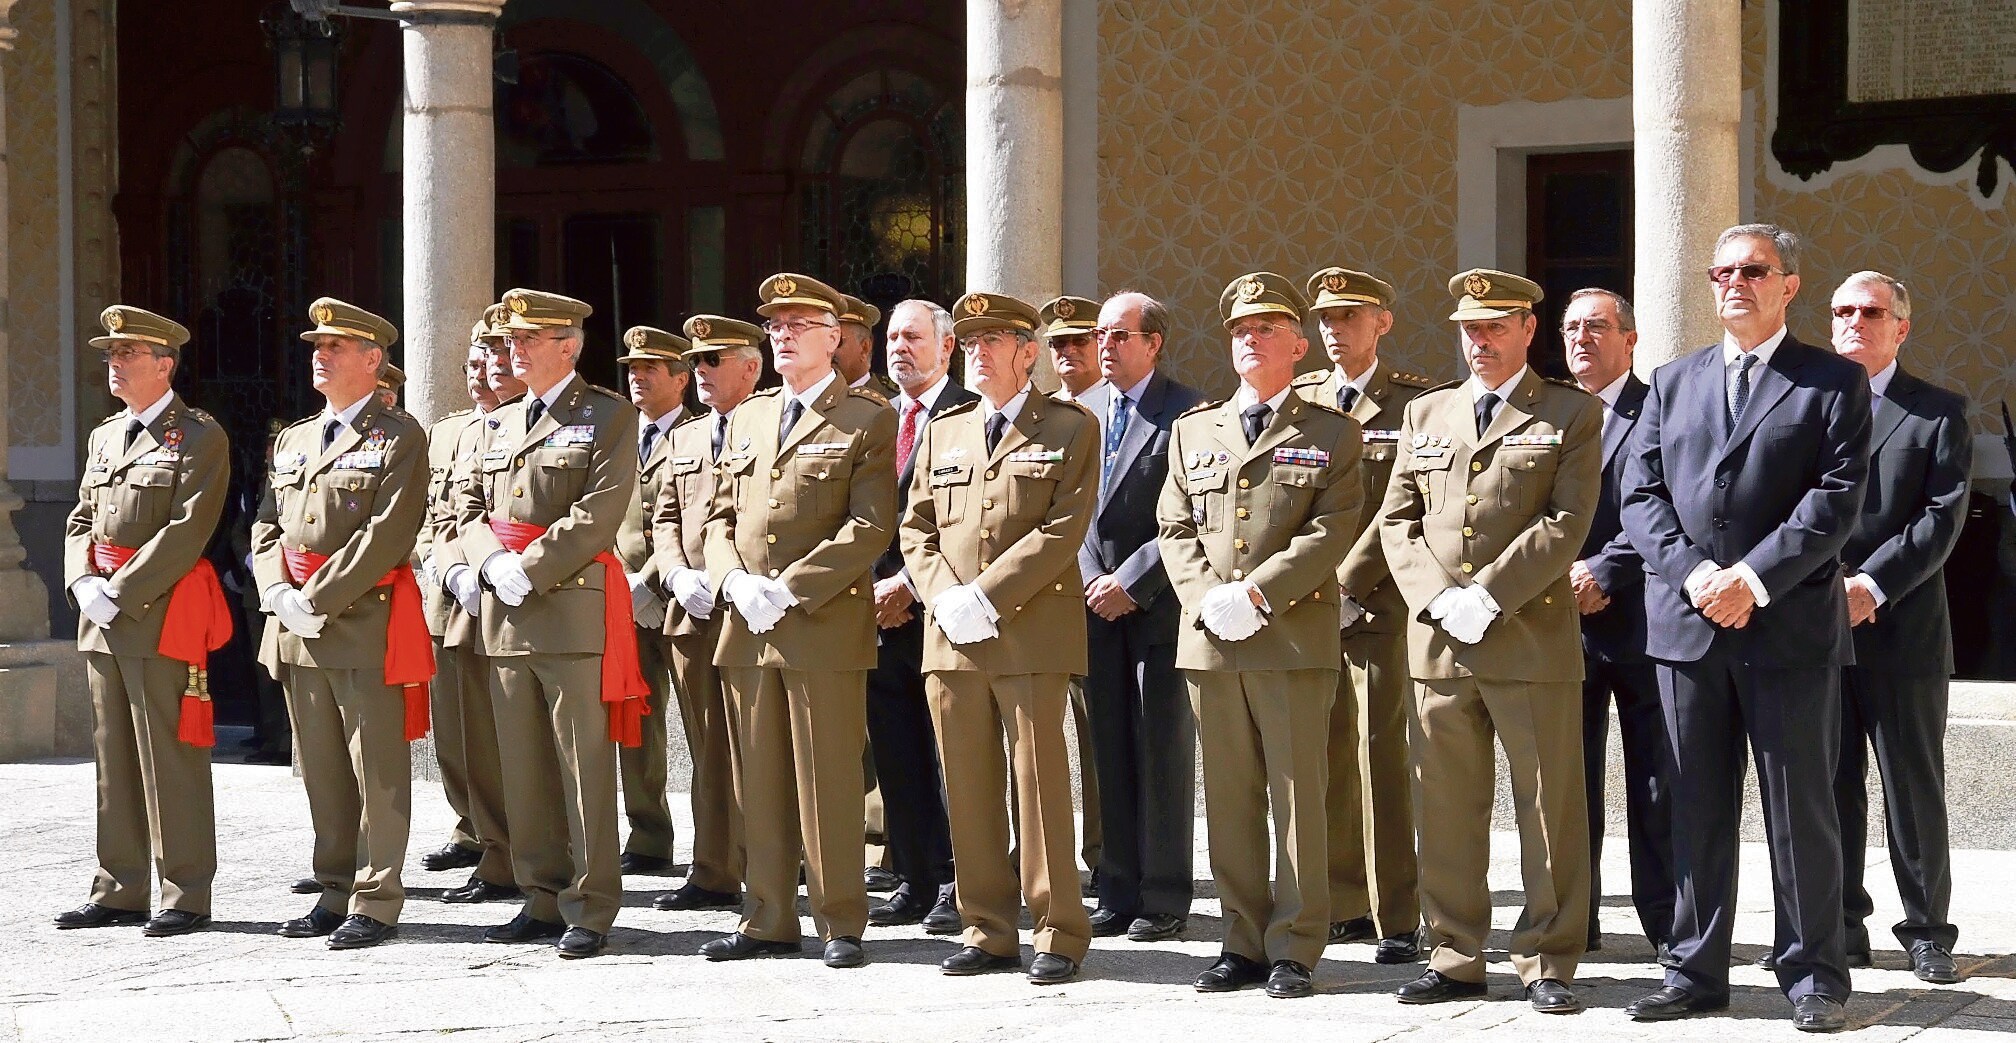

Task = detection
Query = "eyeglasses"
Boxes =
[99,346,159,363]
[1229,320,1294,341]
[1830,305,1893,321]
[959,332,1018,354]
[1706,263,1787,285]
[762,319,837,338]
[1560,320,1622,335]
[1091,328,1151,344]
[1049,333,1095,348]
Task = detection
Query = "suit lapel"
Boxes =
[1095,372,1162,519]
[1241,394,1310,465]
[112,408,167,473]
[1719,341,1802,462]
[1476,375,1536,448]
[515,388,564,457]
[905,383,975,488]
[1353,365,1389,427]
[779,379,845,460]
[311,405,368,474]
[1601,376,1647,470]
[1869,370,1914,454]
[986,391,1041,467]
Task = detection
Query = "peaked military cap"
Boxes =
[952,291,1039,338]
[756,273,845,318]
[1447,269,1543,321]
[474,303,508,343]
[92,306,191,355]
[1305,267,1396,311]
[681,314,765,355]
[1038,295,1099,339]
[377,363,405,392]
[1219,272,1308,328]
[300,297,398,348]
[500,288,593,331]
[618,325,692,364]
[839,294,881,329]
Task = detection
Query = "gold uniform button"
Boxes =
[766,534,777,544]
[378,592,387,601]
[979,529,991,539]
[982,499,995,510]
[513,488,523,497]
[768,568,780,578]
[1466,494,1479,505]
[986,470,997,480]
[516,457,526,467]
[1462,526,1474,537]
[1544,595,1554,605]
[308,483,318,493]
[1231,569,1244,580]
[771,468,782,479]
[1234,538,1248,551]
[1470,461,1483,472]
[849,586,858,595]
[576,577,586,586]
[1460,562,1474,574]
[1525,461,1536,469]
[1312,588,1322,600]
[306,514,317,523]
[1238,478,1250,489]
[768,498,781,508]
[1054,583,1064,592]
[1235,507,1249,519]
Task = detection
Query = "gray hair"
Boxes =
[1109,290,1171,339]
[893,299,956,346]
[1838,270,1912,321]
[1716,223,1803,274]
[722,344,763,363]
[1565,287,1637,331]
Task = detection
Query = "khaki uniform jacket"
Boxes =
[1157,394,1364,672]
[251,402,430,671]
[704,380,897,672]
[453,376,640,657]
[64,395,231,657]
[1377,372,1602,682]
[1291,362,1437,636]
[418,408,480,638]
[899,393,1099,675]
[615,409,685,594]
[650,410,719,638]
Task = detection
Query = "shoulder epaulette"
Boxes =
[1050,397,1095,419]
[848,386,890,406]
[1290,370,1329,386]
[1179,400,1221,418]
[1544,376,1591,394]
[585,383,629,402]
[433,407,474,424]
[1303,400,1346,417]
[674,410,710,429]
[281,413,321,432]
[929,400,980,422]
[1388,370,1437,388]
[1422,379,1464,394]
[750,387,782,399]
[99,410,124,424]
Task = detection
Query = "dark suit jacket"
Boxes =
[1844,367,1971,675]
[1078,370,1206,643]
[1580,374,1651,662]
[1621,334,1871,667]
[875,379,980,581]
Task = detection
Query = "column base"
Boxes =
[0,639,87,760]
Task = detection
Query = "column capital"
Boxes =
[388,0,505,21]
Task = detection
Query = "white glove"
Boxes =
[669,567,714,620]
[1437,585,1500,645]
[1199,582,1264,642]
[72,576,120,628]
[273,588,327,639]
[758,577,799,614]
[481,550,534,607]
[260,582,288,614]
[633,593,667,630]
[1338,592,1367,630]
[445,564,482,616]
[420,554,439,596]
[931,584,1000,644]
[724,571,787,633]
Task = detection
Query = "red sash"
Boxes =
[88,544,232,747]
[487,518,651,747]
[282,549,434,740]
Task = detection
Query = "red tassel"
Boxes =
[178,694,215,748]
[403,685,430,742]
[609,697,649,748]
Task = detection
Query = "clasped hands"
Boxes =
[930,584,999,645]
[1199,581,1266,641]
[1427,584,1499,645]
[1689,566,1757,628]
[260,582,327,638]
[1569,560,1610,615]
[70,576,121,628]
[723,570,798,634]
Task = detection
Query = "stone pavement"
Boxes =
[6,758,2016,1042]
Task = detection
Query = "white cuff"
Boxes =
[1683,560,1718,604]
[1731,561,1771,607]
[1848,572,1888,607]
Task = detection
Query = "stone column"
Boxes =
[0,0,47,643]
[967,0,1063,389]
[391,0,502,425]
[1632,0,1742,371]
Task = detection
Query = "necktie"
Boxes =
[711,413,726,462]
[322,418,342,452]
[1241,404,1272,446]
[1475,392,1500,438]
[124,418,144,451]
[1337,385,1360,413]
[639,422,661,465]
[526,397,547,430]
[1728,352,1757,425]
[985,412,1008,454]
[1103,393,1133,486]
[780,398,804,444]
[897,399,923,473]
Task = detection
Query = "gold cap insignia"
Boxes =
[105,310,124,332]
[625,329,646,349]
[312,303,334,325]
[1054,298,1076,319]
[691,317,712,338]
[965,293,990,316]
[506,294,528,314]
[1322,273,1347,293]
[1464,273,1492,297]
[1238,276,1266,302]
[774,276,798,297]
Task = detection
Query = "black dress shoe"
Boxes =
[278,906,344,938]
[1656,941,1681,968]
[1526,978,1580,1013]
[1028,952,1077,984]
[1375,931,1421,964]
[557,927,607,958]
[420,843,482,872]
[1193,952,1269,992]
[1395,969,1487,1004]
[1127,912,1185,942]
[327,914,397,950]
[1793,995,1847,1032]
[143,910,211,937]
[652,883,740,911]
[442,877,523,904]
[1088,906,1131,937]
[1266,960,1314,999]
[53,903,147,929]
[868,883,931,926]
[1625,985,1728,1020]
[483,911,565,943]
[618,852,679,875]
[1910,940,1961,984]
[942,945,1021,975]
[700,932,800,961]
[864,865,900,892]
[922,885,962,935]
[1757,949,1779,970]
[822,935,864,968]
[290,877,323,895]
[1328,916,1375,944]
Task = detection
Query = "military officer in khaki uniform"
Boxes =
[59,306,229,937]
[899,292,1099,985]
[839,293,900,400]
[613,324,691,875]
[1160,273,1364,1000]
[452,288,644,959]
[647,314,764,912]
[1289,267,1430,961]
[254,299,431,950]
[376,363,405,409]
[1380,270,1601,1013]
[698,273,897,970]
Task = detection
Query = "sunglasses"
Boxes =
[1706,263,1787,285]
[1830,305,1892,321]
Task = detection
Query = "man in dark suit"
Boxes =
[863,298,971,932]
[1826,270,1969,985]
[1080,290,1206,941]
[1561,288,1674,963]
[1621,224,1870,1033]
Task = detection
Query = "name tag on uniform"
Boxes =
[333,450,384,470]
[543,425,595,448]
[275,451,308,473]
[1007,450,1063,463]
[1186,467,1218,483]
[670,456,702,474]
[482,447,510,463]
[800,441,850,455]
[1503,434,1563,447]
[138,449,181,466]
[1411,447,1448,458]
[1272,447,1330,466]
[1363,429,1401,443]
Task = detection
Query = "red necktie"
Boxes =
[897,399,923,472]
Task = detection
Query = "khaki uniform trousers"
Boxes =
[428,637,480,855]
[724,665,868,943]
[928,671,1093,962]
[1413,675,1588,984]
[284,664,412,923]
[619,627,677,860]
[1190,667,1334,970]
[490,652,621,933]
[86,652,216,914]
[1069,679,1102,872]
[1328,630,1421,934]
[669,626,743,892]
[449,642,513,885]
